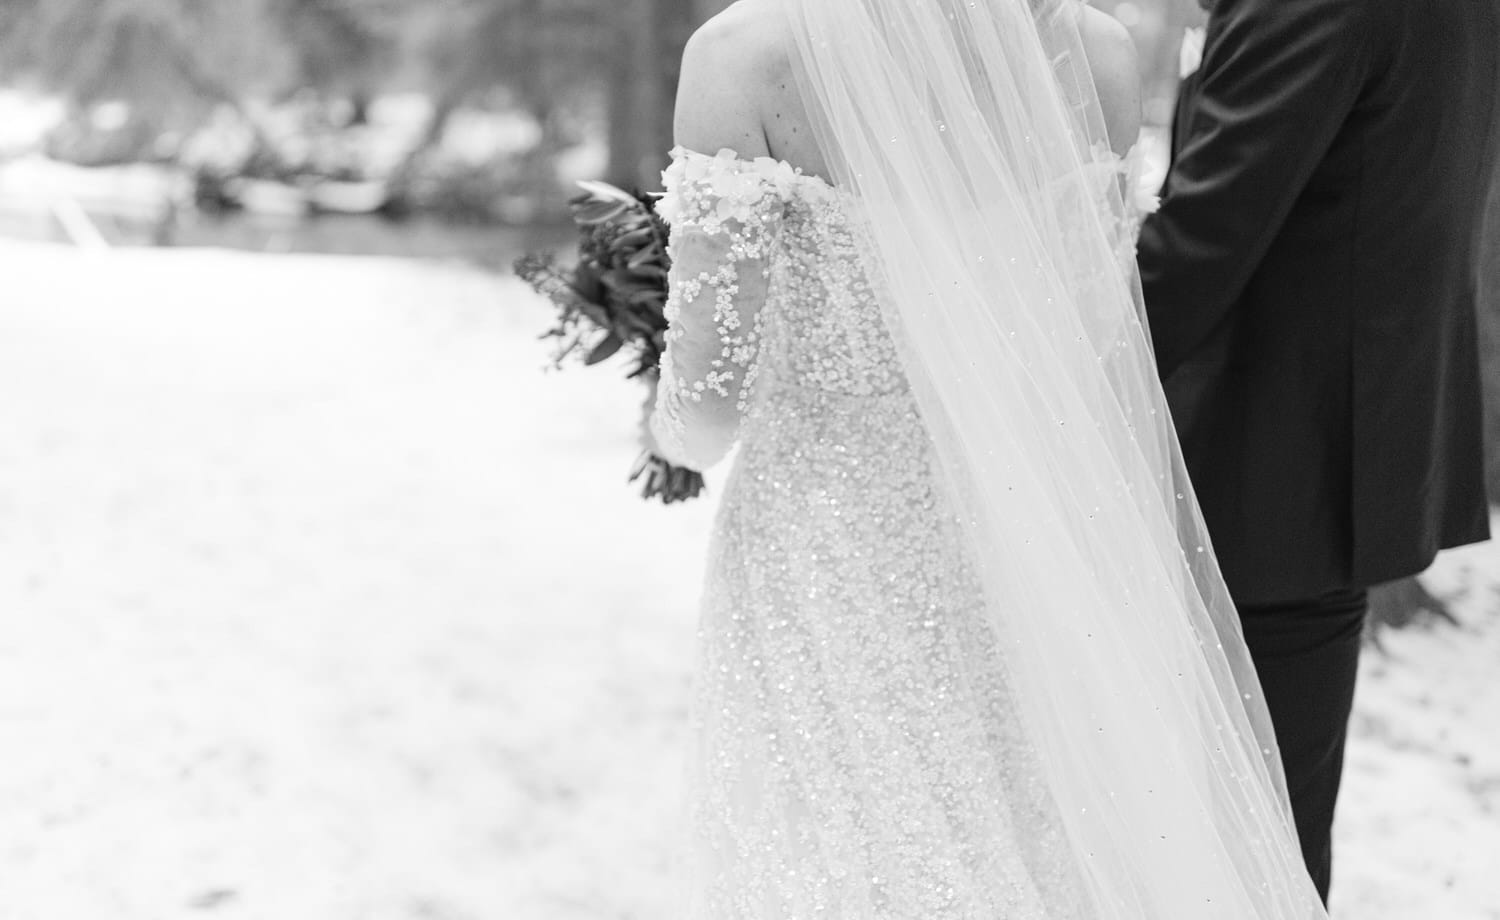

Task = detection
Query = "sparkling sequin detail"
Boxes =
[655,147,1096,919]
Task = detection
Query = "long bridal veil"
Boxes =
[783,0,1327,916]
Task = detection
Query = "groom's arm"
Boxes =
[1136,0,1372,377]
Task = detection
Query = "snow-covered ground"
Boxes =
[0,239,1494,919]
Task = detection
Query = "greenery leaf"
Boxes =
[584,333,623,365]
[575,180,642,206]
[571,198,631,225]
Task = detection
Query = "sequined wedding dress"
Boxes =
[644,0,1335,915]
[650,145,1139,918]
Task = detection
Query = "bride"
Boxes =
[645,0,1329,916]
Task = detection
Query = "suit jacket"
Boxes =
[1138,0,1499,604]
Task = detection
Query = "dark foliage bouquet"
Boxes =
[515,181,704,504]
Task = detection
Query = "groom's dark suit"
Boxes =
[1137,0,1499,901]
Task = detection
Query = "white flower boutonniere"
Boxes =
[1179,26,1206,79]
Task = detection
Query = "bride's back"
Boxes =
[674,0,1142,177]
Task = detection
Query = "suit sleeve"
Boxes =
[1137,0,1371,377]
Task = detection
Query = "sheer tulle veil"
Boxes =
[781,0,1328,915]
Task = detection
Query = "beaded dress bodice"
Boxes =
[752,178,908,401]
[651,148,1093,920]
[650,147,912,470]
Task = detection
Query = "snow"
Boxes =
[0,239,1494,919]
[1337,548,1500,918]
[0,90,64,156]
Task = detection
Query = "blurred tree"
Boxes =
[0,0,405,157]
[692,0,731,17]
[0,0,278,126]
[609,0,695,189]
[414,0,562,147]
[267,0,405,122]
[408,0,695,190]
[394,0,611,213]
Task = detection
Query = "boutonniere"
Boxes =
[1179,26,1206,79]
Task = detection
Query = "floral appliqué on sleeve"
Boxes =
[649,148,793,470]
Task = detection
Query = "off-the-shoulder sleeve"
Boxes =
[649,148,793,470]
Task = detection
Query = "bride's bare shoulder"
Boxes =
[674,0,789,158]
[680,0,790,100]
[1076,5,1142,154]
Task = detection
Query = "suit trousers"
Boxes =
[1237,588,1369,905]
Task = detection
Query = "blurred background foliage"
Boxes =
[0,0,1201,247]
[0,0,1494,620]
[0,0,685,237]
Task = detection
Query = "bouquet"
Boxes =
[515,181,704,504]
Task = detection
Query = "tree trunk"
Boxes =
[657,0,697,161]
[605,31,641,188]
[693,0,734,21]
[607,0,698,190]
[607,0,655,187]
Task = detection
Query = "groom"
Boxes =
[1137,0,1499,903]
